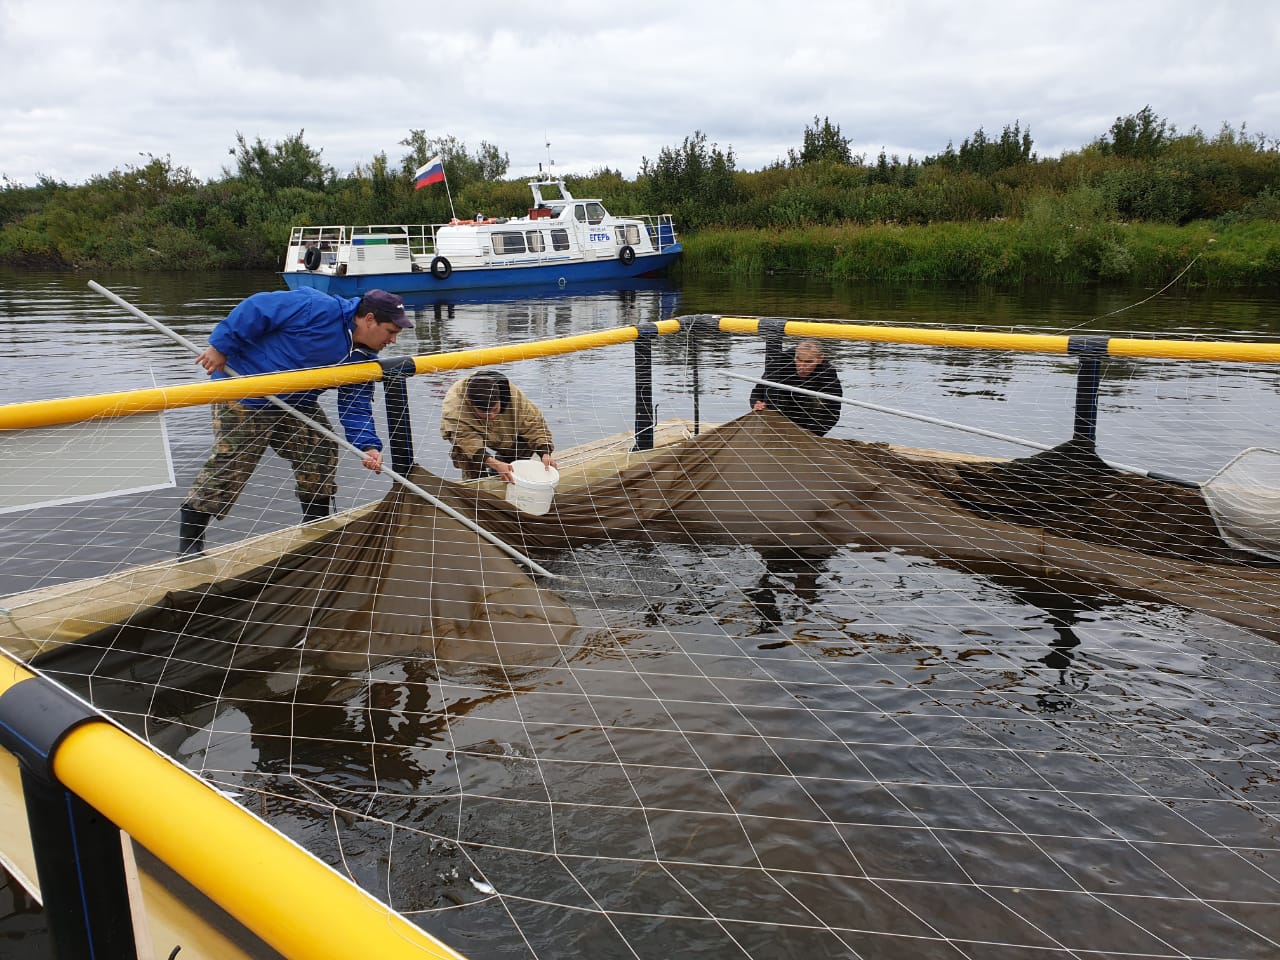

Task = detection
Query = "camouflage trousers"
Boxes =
[186,402,338,519]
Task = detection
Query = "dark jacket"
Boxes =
[750,350,843,436]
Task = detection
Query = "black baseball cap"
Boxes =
[359,289,411,329]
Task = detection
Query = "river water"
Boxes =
[2,270,1280,958]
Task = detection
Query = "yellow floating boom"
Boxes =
[0,658,466,960]
[714,316,1280,362]
[3,316,1278,433]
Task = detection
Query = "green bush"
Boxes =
[4,122,1280,282]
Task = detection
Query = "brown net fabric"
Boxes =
[34,411,1280,686]
[896,437,1254,566]
[31,475,583,697]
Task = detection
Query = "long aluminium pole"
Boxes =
[725,370,1190,483]
[89,281,557,579]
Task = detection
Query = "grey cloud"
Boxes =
[2,0,1277,185]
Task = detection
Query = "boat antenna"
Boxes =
[545,136,554,177]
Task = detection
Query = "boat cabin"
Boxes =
[281,176,680,291]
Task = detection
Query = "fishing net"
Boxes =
[4,313,1280,959]
[1202,446,1280,561]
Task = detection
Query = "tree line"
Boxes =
[1,108,1277,282]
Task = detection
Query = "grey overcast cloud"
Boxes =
[2,0,1277,186]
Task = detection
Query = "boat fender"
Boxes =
[618,245,636,267]
[430,256,453,280]
[303,246,322,270]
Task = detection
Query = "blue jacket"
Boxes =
[208,288,382,452]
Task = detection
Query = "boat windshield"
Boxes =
[574,202,607,225]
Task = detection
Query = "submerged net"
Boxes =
[15,408,1280,959]
[1203,446,1280,562]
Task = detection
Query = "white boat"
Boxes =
[280,177,681,297]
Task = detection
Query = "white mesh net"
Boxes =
[1203,446,1280,561]
[4,286,1280,959]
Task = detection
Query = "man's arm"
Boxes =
[440,385,490,473]
[207,292,282,361]
[814,366,843,435]
[751,352,791,410]
[335,380,383,472]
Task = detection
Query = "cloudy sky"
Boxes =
[2,0,1277,187]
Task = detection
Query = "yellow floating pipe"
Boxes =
[717,316,1074,354]
[0,363,387,432]
[1106,338,1280,363]
[715,316,1280,363]
[0,660,465,960]
[408,318,683,375]
[7,314,1279,433]
[0,321,684,432]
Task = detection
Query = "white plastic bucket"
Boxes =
[505,457,559,515]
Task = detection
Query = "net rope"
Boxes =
[3,308,1280,959]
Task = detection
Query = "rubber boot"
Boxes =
[178,505,210,558]
[300,495,334,522]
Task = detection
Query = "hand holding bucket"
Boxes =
[505,455,560,515]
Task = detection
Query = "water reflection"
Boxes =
[998,577,1097,711]
[741,546,835,648]
[6,271,1280,957]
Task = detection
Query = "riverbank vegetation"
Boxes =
[2,109,1278,285]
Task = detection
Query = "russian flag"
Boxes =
[413,156,445,190]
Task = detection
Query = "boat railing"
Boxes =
[637,214,679,251]
[287,211,679,268]
[287,224,443,263]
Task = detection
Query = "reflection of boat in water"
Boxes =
[403,278,683,341]
[281,177,682,297]
[401,275,682,311]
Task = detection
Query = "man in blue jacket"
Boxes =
[178,287,412,556]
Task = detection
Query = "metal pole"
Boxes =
[1068,337,1109,446]
[379,356,417,474]
[690,327,701,437]
[725,370,1195,485]
[633,322,657,451]
[89,281,557,579]
[759,317,787,366]
[726,370,1053,452]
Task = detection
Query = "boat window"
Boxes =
[526,231,545,253]
[585,202,606,225]
[491,232,528,255]
[550,229,570,251]
[616,224,641,245]
[574,205,587,223]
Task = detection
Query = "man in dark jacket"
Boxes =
[749,339,843,435]
[178,287,412,556]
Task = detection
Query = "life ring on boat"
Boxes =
[430,256,453,280]
[618,245,636,267]
[303,246,322,270]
